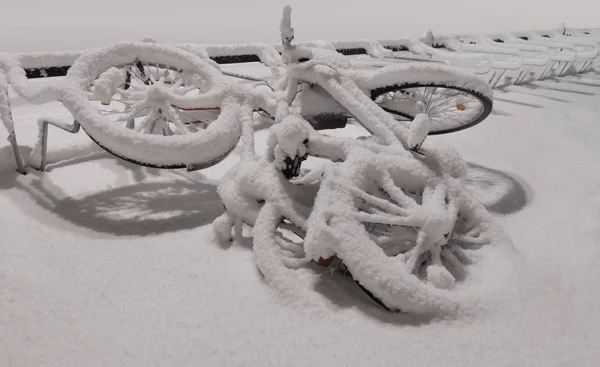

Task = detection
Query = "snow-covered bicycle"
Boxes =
[212,7,513,314]
[5,5,492,171]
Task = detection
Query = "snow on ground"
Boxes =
[1,58,600,365]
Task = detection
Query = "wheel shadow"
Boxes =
[0,141,111,189]
[559,76,600,88]
[497,87,571,103]
[490,108,512,117]
[464,162,532,215]
[22,175,221,236]
[523,81,596,96]
[493,96,543,109]
[1,153,223,237]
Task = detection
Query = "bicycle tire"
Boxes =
[370,82,493,135]
[63,42,242,169]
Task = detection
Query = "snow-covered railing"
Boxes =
[378,36,494,75]
[454,34,553,84]
[14,51,78,78]
[14,38,486,78]
[10,31,596,92]
[416,31,523,88]
[564,27,600,36]
[533,27,600,69]
[511,30,597,73]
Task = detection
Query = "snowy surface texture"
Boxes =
[2,5,600,366]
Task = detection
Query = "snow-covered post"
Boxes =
[280,5,294,51]
[0,69,27,174]
[280,6,299,109]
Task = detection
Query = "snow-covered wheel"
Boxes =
[302,147,514,314]
[62,42,241,169]
[97,61,222,135]
[371,83,493,135]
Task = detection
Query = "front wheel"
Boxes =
[353,63,494,135]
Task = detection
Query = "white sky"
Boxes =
[1,0,598,52]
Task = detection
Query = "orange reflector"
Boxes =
[456,104,465,111]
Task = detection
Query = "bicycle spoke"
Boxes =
[134,110,159,132]
[145,65,157,84]
[423,87,438,113]
[165,107,191,135]
[153,63,161,83]
[169,69,183,85]
[425,87,449,114]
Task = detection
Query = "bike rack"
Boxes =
[30,118,81,171]
[378,37,493,74]
[538,26,600,67]
[419,32,524,88]
[562,26,600,39]
[481,33,577,82]
[513,30,598,74]
[490,32,580,78]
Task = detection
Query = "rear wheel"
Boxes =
[98,60,222,135]
[64,42,241,169]
[371,83,493,135]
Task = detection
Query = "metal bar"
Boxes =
[515,65,532,84]
[7,132,27,175]
[1,85,27,174]
[491,69,506,88]
[221,70,268,82]
[35,118,81,171]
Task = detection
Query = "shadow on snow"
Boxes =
[0,145,223,236]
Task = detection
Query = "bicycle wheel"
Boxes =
[350,63,493,135]
[371,82,493,135]
[324,181,513,314]
[63,42,241,169]
[303,148,514,314]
